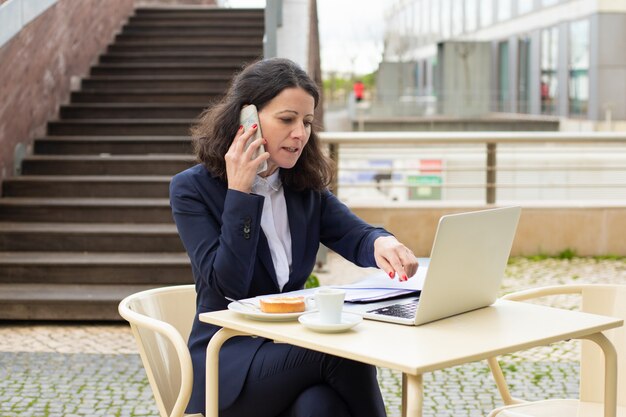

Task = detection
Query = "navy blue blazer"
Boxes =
[170,164,391,415]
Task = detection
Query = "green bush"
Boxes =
[305,274,320,289]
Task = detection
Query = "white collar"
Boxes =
[254,169,281,192]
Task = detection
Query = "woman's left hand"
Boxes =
[374,236,418,281]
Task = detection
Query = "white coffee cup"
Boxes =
[309,288,345,324]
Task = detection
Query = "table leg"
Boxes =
[401,373,407,417]
[205,328,250,417]
[403,373,423,417]
[580,332,618,417]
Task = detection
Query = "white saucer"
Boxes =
[298,312,363,333]
[228,301,312,322]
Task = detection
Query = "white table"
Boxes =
[201,299,622,417]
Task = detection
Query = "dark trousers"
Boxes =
[220,340,387,417]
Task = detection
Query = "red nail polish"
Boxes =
[389,271,394,278]
[239,125,243,130]
[252,123,257,129]
[402,274,408,281]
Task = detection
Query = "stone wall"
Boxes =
[351,206,626,257]
[0,0,134,183]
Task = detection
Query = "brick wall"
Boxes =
[0,0,134,183]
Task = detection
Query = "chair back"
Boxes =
[118,285,197,417]
[579,284,626,406]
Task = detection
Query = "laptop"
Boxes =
[343,206,521,326]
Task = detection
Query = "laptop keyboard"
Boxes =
[367,298,420,319]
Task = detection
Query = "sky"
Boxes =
[316,0,387,75]
[228,0,388,75]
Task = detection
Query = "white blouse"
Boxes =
[252,170,292,291]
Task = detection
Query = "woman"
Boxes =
[170,57,418,417]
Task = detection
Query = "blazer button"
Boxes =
[243,226,251,233]
[244,233,251,239]
[243,216,252,225]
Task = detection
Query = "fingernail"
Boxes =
[252,123,257,129]
[402,274,408,281]
[239,125,243,130]
[263,139,267,144]
[389,271,394,278]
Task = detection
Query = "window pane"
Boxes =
[518,0,534,14]
[497,0,511,21]
[452,0,463,35]
[569,19,590,117]
[540,27,559,115]
[422,0,431,40]
[442,0,451,38]
[480,0,493,27]
[431,0,440,35]
[542,0,560,7]
[465,0,477,32]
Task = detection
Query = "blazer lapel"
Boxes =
[256,231,280,290]
[284,187,305,280]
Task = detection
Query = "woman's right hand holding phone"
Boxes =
[225,125,270,193]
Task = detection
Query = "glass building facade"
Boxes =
[381,0,626,122]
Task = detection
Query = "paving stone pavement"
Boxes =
[0,255,624,417]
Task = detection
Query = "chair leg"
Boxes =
[205,328,250,417]
[580,332,618,417]
[487,357,519,406]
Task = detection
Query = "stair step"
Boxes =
[21,154,194,175]
[60,103,206,119]
[112,38,263,47]
[47,119,195,135]
[115,29,263,45]
[0,222,183,252]
[90,63,244,77]
[99,51,261,64]
[133,8,263,19]
[33,136,191,155]
[121,24,263,35]
[116,29,263,41]
[123,25,263,35]
[126,17,263,27]
[0,283,165,320]
[3,175,173,197]
[0,198,172,223]
[81,75,230,90]
[107,41,260,53]
[71,90,222,103]
[0,252,191,284]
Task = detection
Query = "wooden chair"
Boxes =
[118,285,202,417]
[487,284,626,417]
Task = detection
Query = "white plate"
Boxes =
[227,301,312,322]
[298,312,363,333]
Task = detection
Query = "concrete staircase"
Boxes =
[0,7,264,320]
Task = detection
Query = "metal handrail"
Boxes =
[318,132,626,204]
[319,131,626,144]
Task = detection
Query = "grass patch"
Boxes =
[513,248,626,262]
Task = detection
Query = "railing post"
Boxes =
[329,143,339,195]
[486,142,496,204]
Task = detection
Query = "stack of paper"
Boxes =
[335,258,429,303]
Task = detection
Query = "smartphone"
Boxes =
[239,104,268,174]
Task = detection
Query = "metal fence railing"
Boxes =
[318,131,626,205]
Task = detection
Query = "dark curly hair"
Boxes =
[191,57,333,192]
